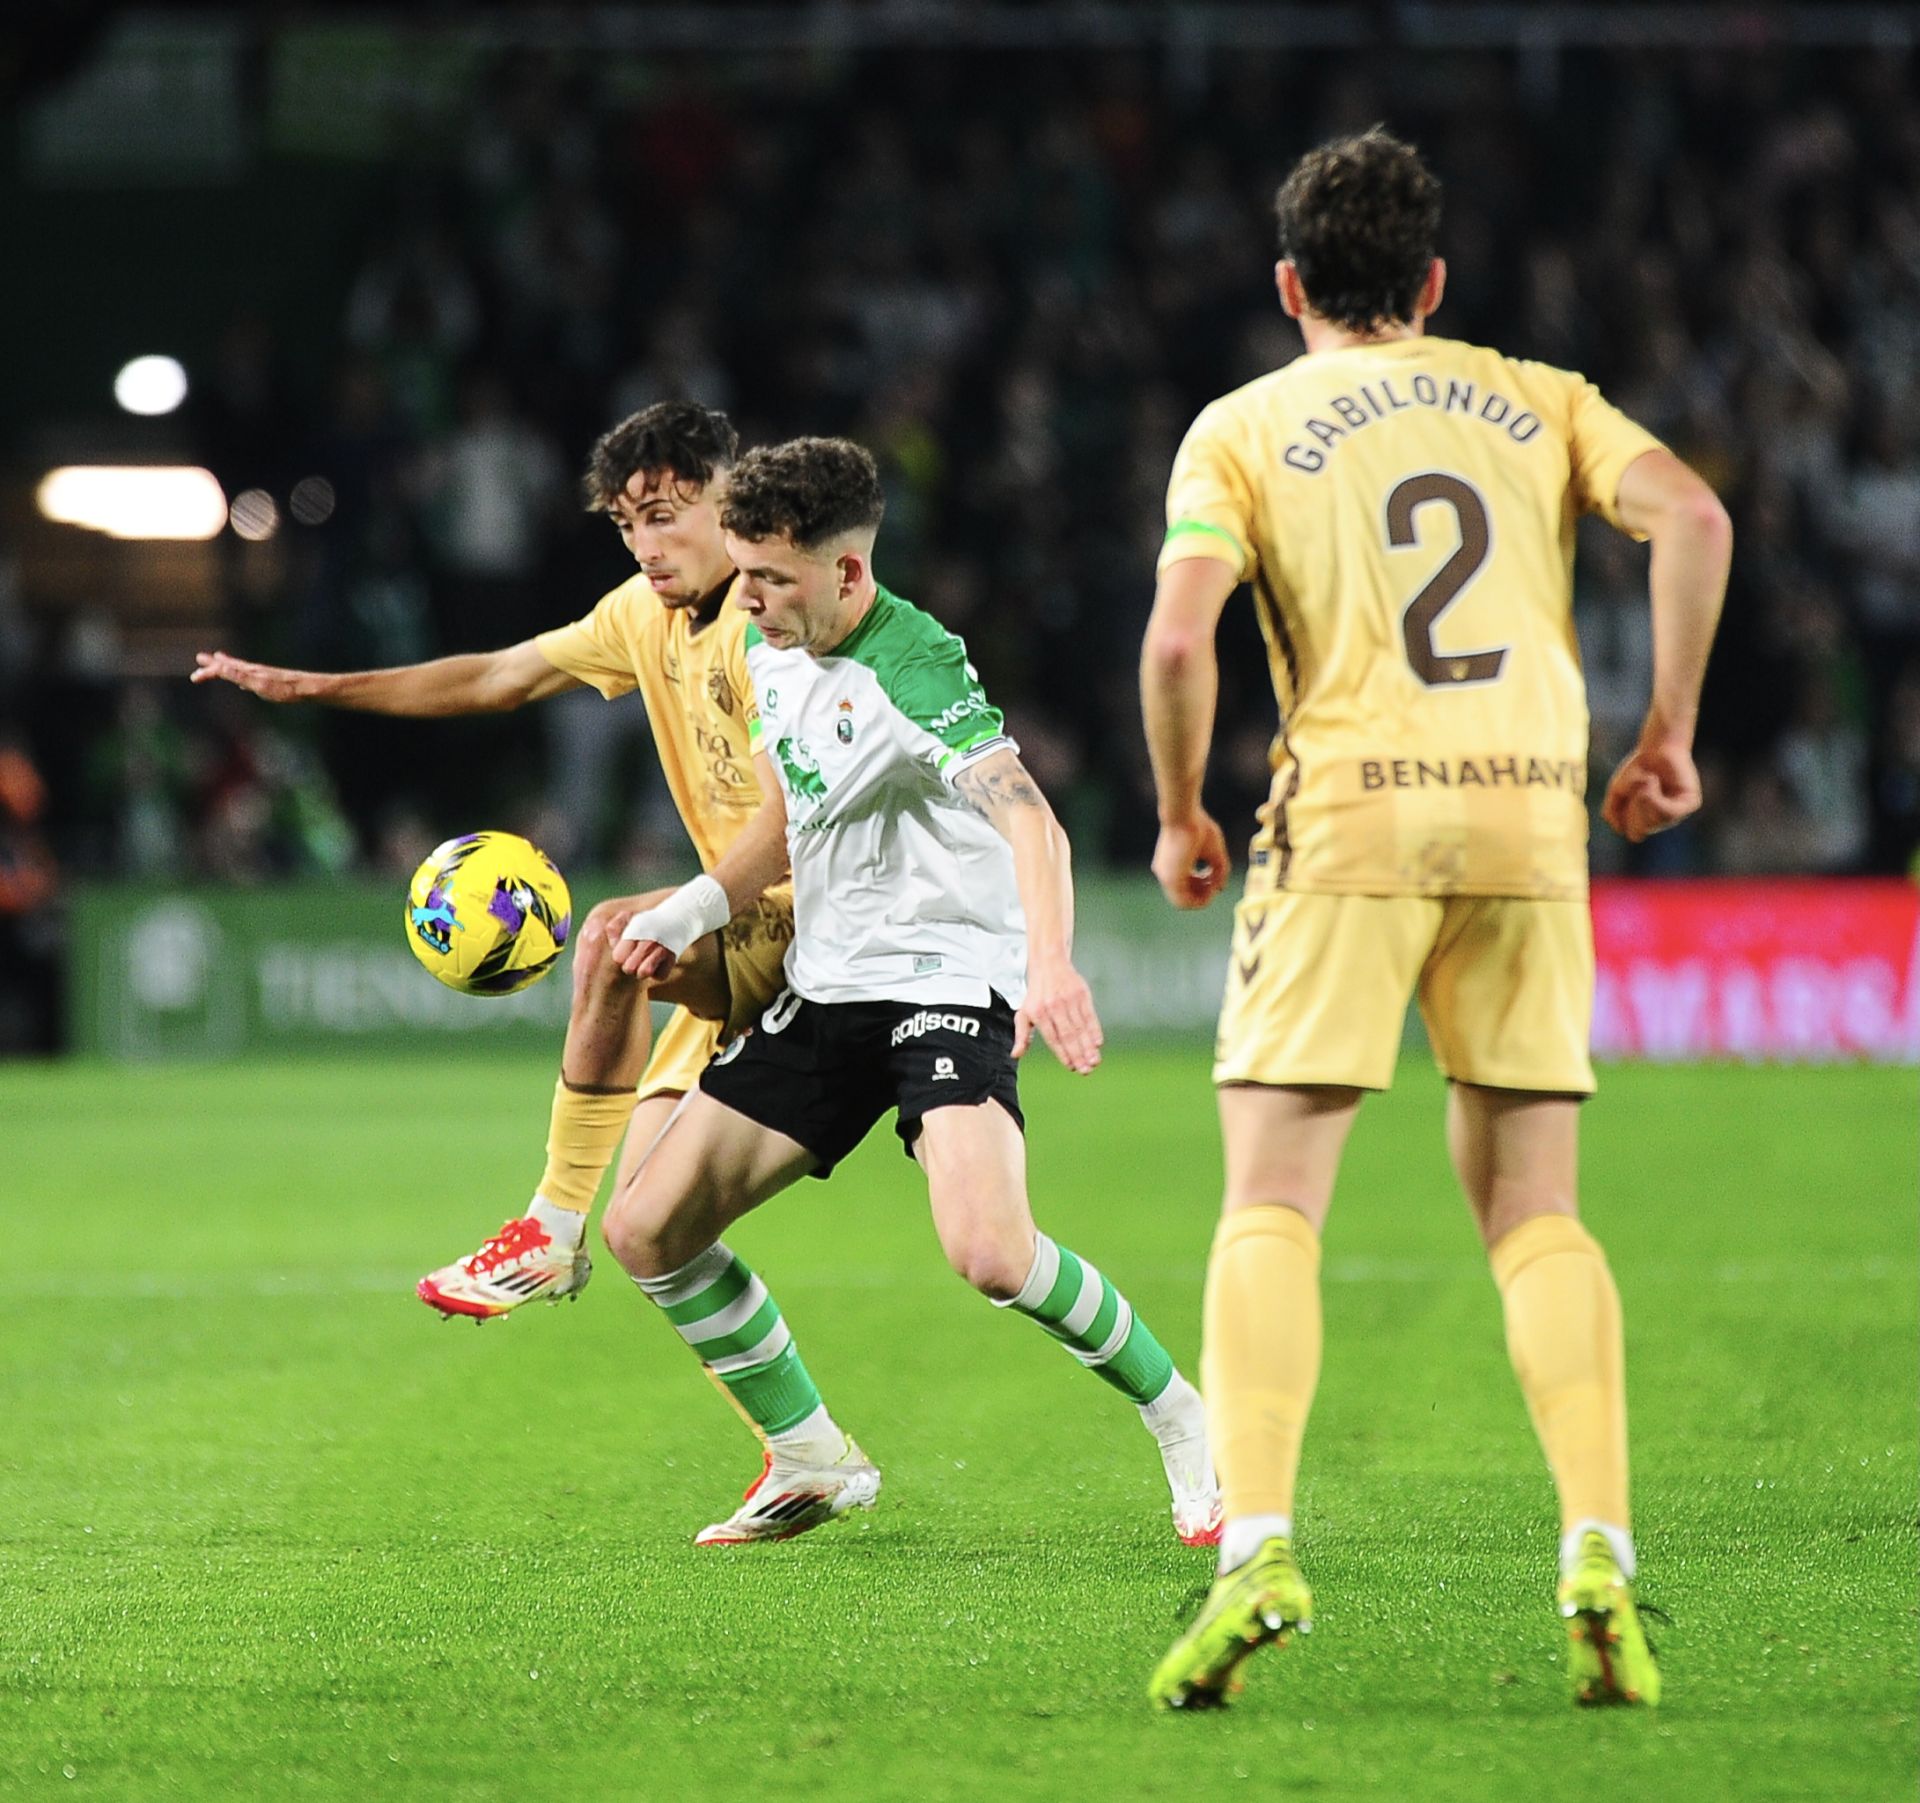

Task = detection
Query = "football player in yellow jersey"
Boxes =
[193,402,793,1319]
[1140,129,1731,1710]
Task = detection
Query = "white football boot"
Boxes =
[1146,1376,1224,1547]
[1166,1448,1225,1548]
[694,1437,883,1547]
[416,1215,591,1320]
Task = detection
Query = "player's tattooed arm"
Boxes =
[953,749,1046,831]
[953,748,1103,1075]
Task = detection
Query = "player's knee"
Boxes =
[600,1184,668,1277]
[942,1230,1030,1301]
[571,902,625,996]
[598,1185,635,1263]
[602,1173,723,1282]
[572,894,674,1013]
[576,891,676,977]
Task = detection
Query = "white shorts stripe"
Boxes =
[706,1318,792,1376]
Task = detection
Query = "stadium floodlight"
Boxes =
[113,355,190,416]
[289,475,336,525]
[35,466,228,540]
[228,488,280,542]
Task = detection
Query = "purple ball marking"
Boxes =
[487,883,528,936]
[553,912,572,948]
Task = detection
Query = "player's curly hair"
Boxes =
[580,401,740,511]
[1274,127,1442,333]
[718,437,886,548]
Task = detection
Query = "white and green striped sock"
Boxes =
[997,1232,1177,1406]
[634,1244,836,1453]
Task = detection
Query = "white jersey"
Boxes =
[745,586,1027,1008]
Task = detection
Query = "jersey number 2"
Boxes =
[1386,472,1506,686]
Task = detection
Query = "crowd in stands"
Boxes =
[16,42,1920,897]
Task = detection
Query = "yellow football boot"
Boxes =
[1559,1529,1662,1707]
[1149,1536,1313,1710]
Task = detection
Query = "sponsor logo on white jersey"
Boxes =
[891,1009,982,1047]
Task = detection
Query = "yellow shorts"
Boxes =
[1212,890,1595,1095]
[636,888,794,1102]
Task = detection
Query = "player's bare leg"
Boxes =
[1154,1083,1357,1707]
[602,1088,803,1277]
[914,1101,1221,1544]
[1446,1082,1580,1251]
[610,1093,683,1193]
[1450,1082,1657,1704]
[602,1092,880,1545]
[417,892,731,1320]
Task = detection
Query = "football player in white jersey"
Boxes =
[598,437,1223,1550]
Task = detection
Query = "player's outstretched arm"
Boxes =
[954,748,1102,1074]
[1604,449,1734,843]
[189,640,577,716]
[1140,557,1239,909]
[612,754,791,982]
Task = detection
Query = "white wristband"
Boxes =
[618,873,731,960]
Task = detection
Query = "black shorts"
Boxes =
[699,987,1024,1177]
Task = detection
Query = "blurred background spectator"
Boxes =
[6,9,1919,913]
[0,736,61,1053]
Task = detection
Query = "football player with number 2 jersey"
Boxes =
[1141,129,1730,1711]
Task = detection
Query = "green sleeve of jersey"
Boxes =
[743,624,765,754]
[884,645,1007,771]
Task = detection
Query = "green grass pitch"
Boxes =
[3,1051,1914,1800]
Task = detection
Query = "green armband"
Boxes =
[1162,519,1247,564]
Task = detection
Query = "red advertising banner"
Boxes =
[1591,880,1920,1063]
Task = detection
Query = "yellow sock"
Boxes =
[1490,1213,1630,1534]
[1201,1204,1323,1523]
[535,1080,635,1216]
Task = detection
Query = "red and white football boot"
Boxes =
[416,1215,591,1320]
[694,1437,882,1546]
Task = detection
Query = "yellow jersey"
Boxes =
[1160,335,1665,900]
[535,575,759,872]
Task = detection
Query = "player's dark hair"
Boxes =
[1274,126,1442,334]
[718,437,887,548]
[581,401,740,511]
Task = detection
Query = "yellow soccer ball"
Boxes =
[405,831,572,997]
